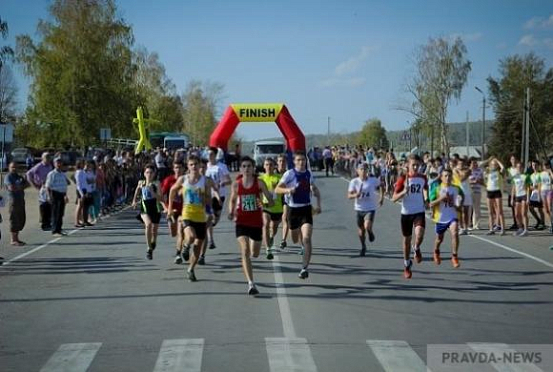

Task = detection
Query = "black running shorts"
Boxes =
[235,224,263,241]
[400,213,426,237]
[289,205,313,230]
[182,220,207,240]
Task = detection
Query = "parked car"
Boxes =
[11,147,34,164]
[60,150,82,166]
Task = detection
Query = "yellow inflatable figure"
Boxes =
[133,106,157,154]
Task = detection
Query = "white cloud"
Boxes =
[546,14,553,28]
[320,77,366,88]
[523,14,553,29]
[518,34,538,46]
[524,17,543,29]
[319,46,372,88]
[334,46,373,76]
[449,32,482,42]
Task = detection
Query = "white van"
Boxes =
[164,136,189,150]
[253,140,285,171]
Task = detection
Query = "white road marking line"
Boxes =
[271,256,297,339]
[266,337,318,372]
[341,174,553,270]
[468,343,544,372]
[153,339,204,372]
[2,238,62,266]
[468,235,553,270]
[1,206,131,266]
[39,342,102,372]
[367,340,428,372]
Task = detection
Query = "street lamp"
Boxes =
[475,86,486,159]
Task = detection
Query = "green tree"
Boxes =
[402,37,471,153]
[0,65,17,122]
[487,53,553,161]
[182,80,224,146]
[357,118,389,148]
[133,46,183,132]
[0,16,14,70]
[0,16,16,122]
[16,0,137,147]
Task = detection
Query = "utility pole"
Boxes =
[524,87,530,166]
[521,98,525,162]
[327,116,330,145]
[466,111,470,158]
[430,123,434,157]
[475,86,486,159]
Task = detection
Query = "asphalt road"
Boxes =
[1,172,552,372]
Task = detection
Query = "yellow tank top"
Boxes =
[181,175,207,222]
[259,173,283,214]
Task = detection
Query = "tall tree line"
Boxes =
[14,0,222,148]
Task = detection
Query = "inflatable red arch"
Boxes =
[209,103,306,152]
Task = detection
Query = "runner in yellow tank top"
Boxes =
[169,155,215,282]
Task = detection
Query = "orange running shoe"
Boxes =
[403,261,413,279]
[433,250,441,265]
[413,248,422,264]
[451,256,460,268]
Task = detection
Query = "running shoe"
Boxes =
[486,230,495,235]
[368,230,375,242]
[248,284,259,295]
[433,250,441,265]
[0,257,3,265]
[451,256,460,268]
[299,268,309,279]
[268,236,274,249]
[538,224,546,231]
[360,245,366,257]
[174,252,183,265]
[493,225,501,232]
[182,245,190,262]
[198,255,205,265]
[209,241,216,250]
[187,269,197,282]
[403,261,413,279]
[459,229,468,236]
[151,242,157,251]
[146,250,153,260]
[513,229,523,237]
[533,223,540,230]
[519,229,528,237]
[266,250,274,260]
[298,246,305,256]
[413,248,422,264]
[508,223,518,231]
[499,229,506,236]
[279,240,287,249]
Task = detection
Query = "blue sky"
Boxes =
[3,0,553,141]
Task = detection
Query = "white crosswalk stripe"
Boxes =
[265,337,318,372]
[367,340,429,372]
[152,339,204,372]
[468,343,544,372]
[37,338,544,372]
[39,342,102,372]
